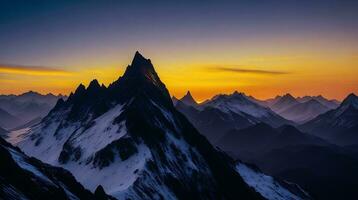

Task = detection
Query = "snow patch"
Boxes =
[236,162,302,200]
[69,104,126,159]
[62,144,151,197]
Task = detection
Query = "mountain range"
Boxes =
[172,90,357,199]
[0,91,66,130]
[175,91,292,143]
[5,52,308,200]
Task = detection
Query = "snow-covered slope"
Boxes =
[201,91,291,127]
[236,162,310,200]
[0,137,104,200]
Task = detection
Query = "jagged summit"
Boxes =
[180,91,197,106]
[281,93,296,101]
[88,79,101,89]
[122,51,157,82]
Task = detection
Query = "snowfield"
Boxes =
[236,162,305,200]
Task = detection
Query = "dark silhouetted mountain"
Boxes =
[0,107,23,129]
[7,52,308,199]
[0,137,109,200]
[279,99,331,123]
[0,91,66,129]
[179,91,198,107]
[270,93,299,113]
[255,145,358,200]
[301,93,358,145]
[217,123,328,161]
[296,95,340,109]
[217,123,358,200]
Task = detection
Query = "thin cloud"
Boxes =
[0,64,73,76]
[207,65,290,75]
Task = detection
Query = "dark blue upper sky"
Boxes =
[1,0,357,65]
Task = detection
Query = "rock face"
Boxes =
[0,137,101,200]
[9,52,269,199]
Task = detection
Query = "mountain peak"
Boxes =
[180,91,197,106]
[21,90,41,97]
[130,51,153,71]
[88,79,101,90]
[341,93,358,108]
[121,51,161,85]
[282,93,295,99]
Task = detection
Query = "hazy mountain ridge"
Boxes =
[0,91,66,129]
[249,93,340,123]
[175,91,293,143]
[0,108,22,129]
[278,99,331,123]
[301,93,358,145]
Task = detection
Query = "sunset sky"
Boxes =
[1,0,357,101]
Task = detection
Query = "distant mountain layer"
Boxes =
[296,95,340,109]
[255,93,340,123]
[0,107,22,129]
[270,94,300,113]
[278,99,330,123]
[301,93,358,146]
[176,91,292,143]
[179,91,198,107]
[0,137,109,200]
[0,91,65,129]
[176,101,259,142]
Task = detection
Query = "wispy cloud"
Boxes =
[206,65,290,75]
[0,64,73,76]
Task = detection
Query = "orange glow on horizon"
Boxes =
[1,49,357,101]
